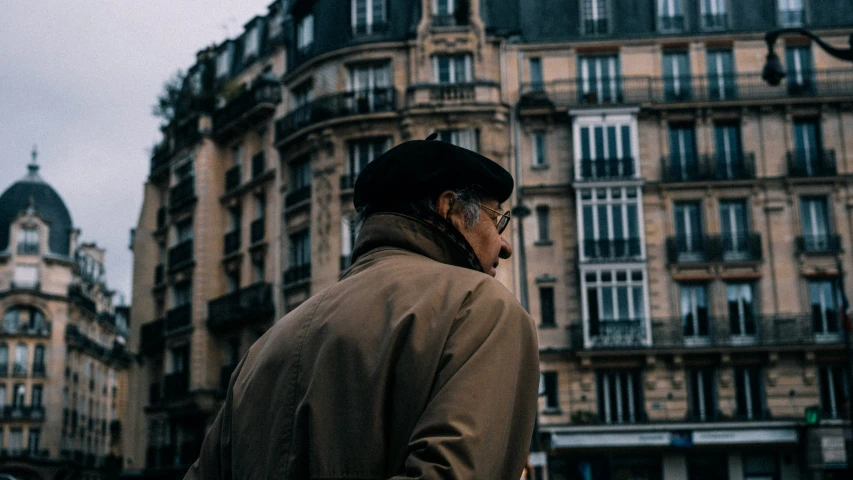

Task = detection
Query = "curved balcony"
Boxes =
[165,304,192,333]
[406,81,501,108]
[207,282,274,332]
[212,78,281,140]
[274,88,397,144]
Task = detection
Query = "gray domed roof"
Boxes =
[0,161,74,256]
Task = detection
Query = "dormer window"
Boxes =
[216,44,233,79]
[243,26,260,60]
[296,14,315,54]
[17,227,39,255]
[352,0,387,35]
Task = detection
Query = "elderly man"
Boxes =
[185,137,540,479]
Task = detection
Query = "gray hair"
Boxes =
[354,187,481,231]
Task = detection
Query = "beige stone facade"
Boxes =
[0,161,131,480]
[126,0,853,478]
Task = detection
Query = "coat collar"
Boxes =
[350,212,483,273]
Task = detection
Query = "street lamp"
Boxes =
[761,28,853,86]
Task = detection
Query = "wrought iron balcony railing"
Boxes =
[168,240,193,269]
[207,282,274,331]
[275,88,397,143]
[68,284,96,314]
[520,70,853,108]
[586,319,648,348]
[578,157,636,180]
[661,153,756,182]
[582,238,642,261]
[787,149,836,177]
[169,178,196,210]
[702,13,727,30]
[250,218,265,244]
[796,234,842,254]
[666,233,762,264]
[224,229,241,255]
[212,78,281,138]
[165,304,192,332]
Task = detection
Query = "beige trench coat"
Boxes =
[185,213,540,479]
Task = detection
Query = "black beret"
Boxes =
[353,138,514,209]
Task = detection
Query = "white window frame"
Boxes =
[348,137,389,176]
[243,26,260,59]
[578,55,621,102]
[778,0,804,26]
[688,368,716,421]
[680,284,710,343]
[571,112,638,181]
[352,0,387,34]
[580,266,651,348]
[726,282,757,341]
[597,370,642,424]
[433,0,456,15]
[17,227,39,254]
[433,54,473,84]
[437,129,478,152]
[577,186,645,261]
[216,43,233,79]
[297,14,315,51]
[809,279,841,338]
[700,0,727,29]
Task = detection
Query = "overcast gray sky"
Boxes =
[0,0,274,302]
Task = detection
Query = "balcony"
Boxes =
[0,318,52,338]
[140,319,165,353]
[702,13,727,30]
[659,15,685,32]
[154,263,165,286]
[224,230,241,255]
[407,81,501,107]
[168,240,193,270]
[32,364,46,378]
[163,372,189,400]
[207,282,275,331]
[586,319,648,348]
[284,264,311,286]
[0,405,45,421]
[583,238,642,262]
[578,157,635,180]
[165,304,192,333]
[225,165,241,192]
[583,18,608,35]
[251,152,266,179]
[250,218,265,244]
[12,363,26,378]
[212,78,281,139]
[796,234,843,254]
[650,314,843,348]
[149,116,203,175]
[519,70,853,109]
[275,88,397,143]
[666,233,762,264]
[661,153,756,182]
[220,364,237,391]
[285,185,311,207]
[169,178,196,210]
[787,149,836,177]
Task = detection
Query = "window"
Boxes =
[174,220,193,245]
[348,138,389,178]
[580,188,641,260]
[226,271,240,294]
[743,453,778,480]
[532,131,547,167]
[253,259,265,284]
[352,0,386,35]
[348,63,392,112]
[539,287,555,327]
[578,55,621,104]
[243,26,259,60]
[3,310,19,334]
[673,201,704,259]
[291,82,314,111]
[31,385,43,408]
[290,230,311,269]
[801,197,832,251]
[434,54,472,84]
[33,345,45,375]
[576,122,634,179]
[13,264,38,289]
[9,428,22,455]
[809,280,840,335]
[17,227,39,255]
[792,120,824,175]
[658,0,685,32]
[12,384,25,407]
[688,368,717,421]
[726,283,756,337]
[170,345,189,374]
[0,384,5,409]
[700,0,727,29]
[13,344,27,376]
[437,129,478,152]
[582,0,608,35]
[0,344,7,374]
[535,206,551,243]
[215,44,232,79]
[172,282,191,308]
[719,199,749,258]
[662,51,691,101]
[668,125,698,180]
[529,58,543,92]
[714,123,744,179]
[584,269,647,345]
[735,368,765,421]
[296,14,314,52]
[778,0,804,26]
[706,50,736,100]
[597,370,644,424]
[290,156,312,193]
[542,371,559,410]
[434,0,455,16]
[786,45,814,95]
[819,365,849,419]
[680,284,710,340]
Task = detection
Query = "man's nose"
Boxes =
[499,235,512,259]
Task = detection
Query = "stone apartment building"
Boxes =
[125,0,853,479]
[0,157,132,480]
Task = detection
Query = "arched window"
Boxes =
[3,309,19,333]
[2,306,48,334]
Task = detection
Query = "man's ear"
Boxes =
[435,190,457,219]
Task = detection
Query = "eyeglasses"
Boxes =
[478,203,511,234]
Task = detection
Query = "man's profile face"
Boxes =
[445,195,512,277]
